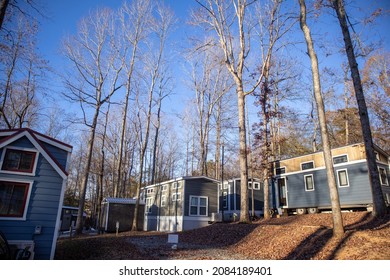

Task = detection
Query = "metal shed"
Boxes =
[101,198,145,232]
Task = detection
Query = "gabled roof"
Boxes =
[0,128,72,179]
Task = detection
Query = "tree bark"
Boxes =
[299,0,344,237]
[332,0,387,217]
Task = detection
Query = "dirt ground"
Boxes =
[55,211,390,260]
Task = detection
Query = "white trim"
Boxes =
[378,167,389,186]
[336,169,350,188]
[172,193,181,202]
[333,154,349,165]
[35,134,72,153]
[301,160,315,170]
[0,146,39,176]
[0,130,68,179]
[51,176,68,260]
[189,195,208,216]
[161,195,166,207]
[304,174,315,191]
[274,159,367,177]
[0,178,34,221]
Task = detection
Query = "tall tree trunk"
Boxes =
[299,0,344,237]
[75,101,101,235]
[237,89,250,223]
[332,0,387,217]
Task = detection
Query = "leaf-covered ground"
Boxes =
[55,211,390,260]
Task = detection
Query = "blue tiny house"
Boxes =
[218,178,271,221]
[0,128,72,259]
[272,143,390,215]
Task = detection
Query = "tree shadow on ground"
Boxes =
[283,211,390,260]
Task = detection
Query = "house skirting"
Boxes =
[144,215,213,232]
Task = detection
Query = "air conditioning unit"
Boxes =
[211,213,222,222]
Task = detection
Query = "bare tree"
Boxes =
[299,0,344,237]
[194,0,265,223]
[62,8,124,235]
[132,2,175,231]
[115,0,152,198]
[332,0,387,217]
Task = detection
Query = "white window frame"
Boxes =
[0,178,34,221]
[145,197,153,213]
[0,146,39,176]
[161,185,168,192]
[172,193,181,202]
[161,195,166,207]
[189,195,208,216]
[333,154,349,165]
[146,188,154,194]
[222,191,228,209]
[276,166,286,175]
[304,174,315,191]
[301,161,315,171]
[337,169,350,188]
[378,167,389,186]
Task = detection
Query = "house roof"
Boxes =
[0,128,72,179]
[142,176,220,189]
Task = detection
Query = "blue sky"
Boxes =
[33,0,390,132]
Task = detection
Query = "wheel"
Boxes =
[308,207,318,214]
[296,208,307,215]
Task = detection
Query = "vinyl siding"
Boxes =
[284,162,373,209]
[184,178,218,217]
[0,137,67,260]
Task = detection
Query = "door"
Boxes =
[277,177,287,207]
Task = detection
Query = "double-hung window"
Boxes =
[337,169,349,188]
[0,180,33,220]
[189,196,208,216]
[304,174,315,191]
[379,167,389,186]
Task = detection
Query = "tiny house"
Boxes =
[218,178,268,221]
[272,143,390,215]
[0,128,72,259]
[100,197,144,232]
[141,176,219,232]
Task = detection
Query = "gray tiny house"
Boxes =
[0,128,72,259]
[272,143,390,215]
[100,198,144,232]
[141,176,219,232]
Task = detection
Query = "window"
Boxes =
[276,167,286,175]
[172,182,182,190]
[301,161,314,170]
[0,180,31,219]
[223,183,229,189]
[146,188,154,194]
[172,193,181,202]
[304,174,315,191]
[161,185,167,192]
[337,169,349,187]
[379,167,389,186]
[248,182,261,190]
[333,155,348,165]
[1,148,37,174]
[161,195,166,207]
[189,196,208,216]
[222,191,228,209]
[145,197,153,213]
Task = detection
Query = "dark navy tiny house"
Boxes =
[0,128,72,259]
[272,143,390,215]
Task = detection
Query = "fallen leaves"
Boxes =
[55,211,390,260]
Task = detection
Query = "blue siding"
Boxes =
[0,136,66,260]
[284,162,373,209]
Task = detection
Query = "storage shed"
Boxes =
[100,198,144,232]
